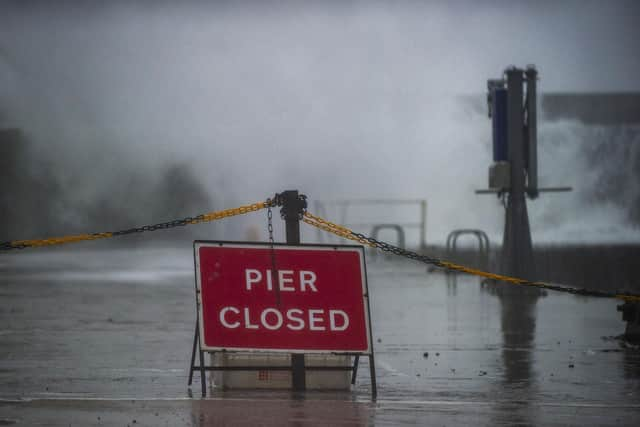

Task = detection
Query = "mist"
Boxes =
[1,0,639,244]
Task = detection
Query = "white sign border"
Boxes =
[193,240,373,355]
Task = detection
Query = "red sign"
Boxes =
[194,241,372,354]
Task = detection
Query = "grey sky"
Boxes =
[1,0,638,243]
[2,0,639,93]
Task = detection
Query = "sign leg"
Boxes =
[198,343,206,397]
[188,320,199,386]
[351,355,360,385]
[196,333,207,397]
[369,353,377,400]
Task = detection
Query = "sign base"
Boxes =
[187,319,377,398]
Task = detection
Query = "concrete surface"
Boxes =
[1,245,639,425]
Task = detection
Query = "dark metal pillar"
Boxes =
[280,190,307,391]
[525,66,538,199]
[618,302,640,343]
[501,68,535,281]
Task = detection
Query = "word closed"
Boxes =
[195,242,371,353]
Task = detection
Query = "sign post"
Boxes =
[188,241,376,398]
[280,190,306,391]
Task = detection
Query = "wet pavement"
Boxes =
[1,245,640,425]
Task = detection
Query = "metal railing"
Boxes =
[313,199,427,249]
[446,229,491,272]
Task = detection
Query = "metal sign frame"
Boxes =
[187,240,377,398]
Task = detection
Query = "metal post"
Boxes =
[501,68,535,281]
[618,302,640,343]
[420,200,427,250]
[525,66,538,199]
[280,190,306,391]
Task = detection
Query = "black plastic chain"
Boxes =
[1,240,25,250]
[352,232,443,266]
[110,215,207,237]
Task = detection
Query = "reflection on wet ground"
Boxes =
[1,246,639,425]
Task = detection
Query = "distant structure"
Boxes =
[477,66,570,280]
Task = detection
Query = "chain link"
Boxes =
[303,211,640,303]
[267,205,275,245]
[266,200,281,306]
[1,201,270,251]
